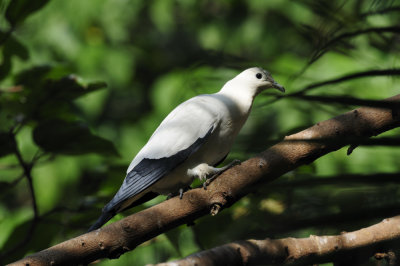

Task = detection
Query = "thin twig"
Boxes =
[360,6,400,17]
[291,26,400,79]
[1,132,40,259]
[310,26,400,63]
[267,173,400,189]
[291,68,400,95]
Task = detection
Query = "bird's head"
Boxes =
[236,67,285,95]
[220,67,285,100]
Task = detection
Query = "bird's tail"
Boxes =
[87,211,115,232]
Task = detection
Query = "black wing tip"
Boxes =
[87,211,114,232]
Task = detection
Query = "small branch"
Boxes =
[2,133,40,258]
[267,173,400,189]
[13,136,39,218]
[291,68,400,95]
[360,6,400,18]
[310,26,400,63]
[11,94,400,265]
[156,216,400,266]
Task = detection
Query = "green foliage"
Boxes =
[5,0,50,26]
[0,0,399,265]
[0,34,29,80]
[0,131,14,157]
[33,119,118,156]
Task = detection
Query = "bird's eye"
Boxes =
[256,73,262,79]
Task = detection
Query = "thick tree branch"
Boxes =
[156,215,400,266]
[11,94,400,266]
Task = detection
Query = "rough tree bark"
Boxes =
[10,94,400,266]
[156,216,400,266]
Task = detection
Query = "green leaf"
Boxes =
[0,132,15,158]
[14,65,52,87]
[2,219,60,264]
[164,228,182,256]
[15,66,107,99]
[0,53,12,81]
[86,81,108,91]
[12,66,107,122]
[45,76,107,101]
[5,0,50,26]
[5,35,29,61]
[33,119,119,156]
[0,34,30,81]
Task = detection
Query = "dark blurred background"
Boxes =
[0,0,400,265]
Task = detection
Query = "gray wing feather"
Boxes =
[104,126,213,212]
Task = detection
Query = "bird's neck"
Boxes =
[218,81,257,115]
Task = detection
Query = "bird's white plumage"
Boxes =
[88,67,284,231]
[127,95,220,171]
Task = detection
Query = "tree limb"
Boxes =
[156,215,400,266]
[11,94,400,266]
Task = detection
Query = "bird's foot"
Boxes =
[203,174,218,189]
[224,159,241,170]
[167,186,191,200]
[203,159,241,189]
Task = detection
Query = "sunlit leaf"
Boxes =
[33,119,119,156]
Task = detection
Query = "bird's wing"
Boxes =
[103,95,221,213]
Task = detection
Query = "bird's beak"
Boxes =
[265,74,285,93]
[272,81,285,93]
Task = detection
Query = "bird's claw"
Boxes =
[167,186,191,199]
[203,173,218,189]
[203,159,242,190]
[231,159,241,166]
[202,159,241,190]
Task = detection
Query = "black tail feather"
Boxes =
[87,211,115,232]
[87,192,159,232]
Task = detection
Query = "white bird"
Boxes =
[88,67,284,231]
